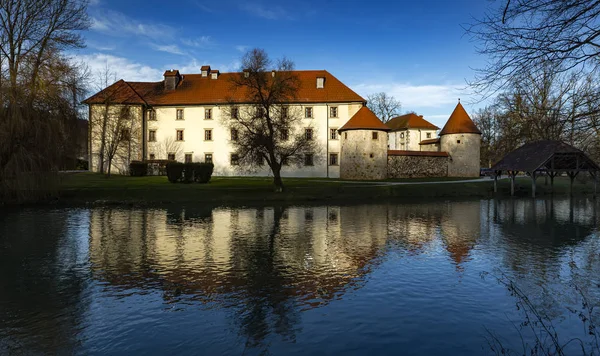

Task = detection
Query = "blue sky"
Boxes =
[79,0,493,127]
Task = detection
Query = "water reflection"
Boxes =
[0,197,598,354]
[0,209,90,354]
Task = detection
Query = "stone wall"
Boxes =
[340,130,388,180]
[387,154,448,178]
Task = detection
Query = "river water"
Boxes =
[1,198,599,355]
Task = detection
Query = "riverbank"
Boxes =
[51,173,598,206]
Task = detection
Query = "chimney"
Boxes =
[210,69,220,79]
[163,69,181,90]
[316,77,325,89]
[201,65,211,77]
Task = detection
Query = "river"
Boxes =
[1,198,599,355]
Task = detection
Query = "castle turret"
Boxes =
[338,106,390,180]
[439,101,481,177]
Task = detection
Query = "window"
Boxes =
[256,107,264,117]
[204,153,213,163]
[329,153,338,166]
[205,129,212,141]
[281,107,288,118]
[330,128,338,140]
[176,130,184,141]
[400,132,405,139]
[330,106,338,118]
[280,129,289,141]
[121,128,130,141]
[427,132,432,138]
[205,108,212,120]
[176,108,184,120]
[305,128,313,140]
[149,153,155,160]
[185,153,192,163]
[457,140,461,144]
[231,128,238,141]
[230,153,239,166]
[148,130,156,142]
[148,110,156,121]
[305,107,313,118]
[304,153,314,166]
[168,153,176,161]
[372,132,378,140]
[344,132,347,139]
[231,108,238,119]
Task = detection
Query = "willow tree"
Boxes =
[223,49,318,192]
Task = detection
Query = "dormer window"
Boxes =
[210,70,219,79]
[317,77,325,89]
[201,65,211,77]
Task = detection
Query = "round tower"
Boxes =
[439,101,481,177]
[338,106,390,180]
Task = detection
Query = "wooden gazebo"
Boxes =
[491,140,600,197]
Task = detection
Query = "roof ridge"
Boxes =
[123,81,148,106]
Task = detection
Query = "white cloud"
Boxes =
[355,82,465,109]
[150,44,187,56]
[235,45,249,53]
[75,53,164,89]
[181,36,212,48]
[90,10,176,38]
[240,3,291,20]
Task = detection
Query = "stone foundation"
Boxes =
[387,153,448,178]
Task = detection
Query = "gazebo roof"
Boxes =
[491,140,599,172]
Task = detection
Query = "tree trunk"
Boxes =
[272,167,284,192]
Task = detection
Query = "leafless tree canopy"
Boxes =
[0,0,89,202]
[223,48,319,191]
[465,0,600,95]
[474,69,600,166]
[366,92,401,123]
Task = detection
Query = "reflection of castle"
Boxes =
[88,206,390,304]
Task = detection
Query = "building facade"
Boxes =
[84,67,366,178]
[84,67,481,179]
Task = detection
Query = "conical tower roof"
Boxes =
[338,106,391,132]
[439,102,481,136]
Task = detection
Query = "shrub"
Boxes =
[194,163,214,183]
[129,161,148,177]
[166,162,184,183]
[183,163,194,183]
[76,159,89,171]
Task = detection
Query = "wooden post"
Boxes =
[531,171,536,198]
[593,171,598,199]
[569,171,575,195]
[510,171,516,196]
[494,171,499,193]
[550,173,555,193]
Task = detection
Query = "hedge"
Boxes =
[165,162,213,183]
[129,161,148,177]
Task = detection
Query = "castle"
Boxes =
[84,66,481,179]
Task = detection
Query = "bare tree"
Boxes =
[149,137,182,160]
[465,0,600,95]
[103,106,137,177]
[366,92,401,123]
[0,0,89,202]
[0,0,89,106]
[222,48,319,192]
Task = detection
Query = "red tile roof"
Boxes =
[338,106,391,132]
[83,70,365,106]
[439,102,481,135]
[388,150,448,157]
[419,138,440,145]
[82,79,147,105]
[386,113,439,131]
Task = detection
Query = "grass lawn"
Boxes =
[55,172,597,205]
